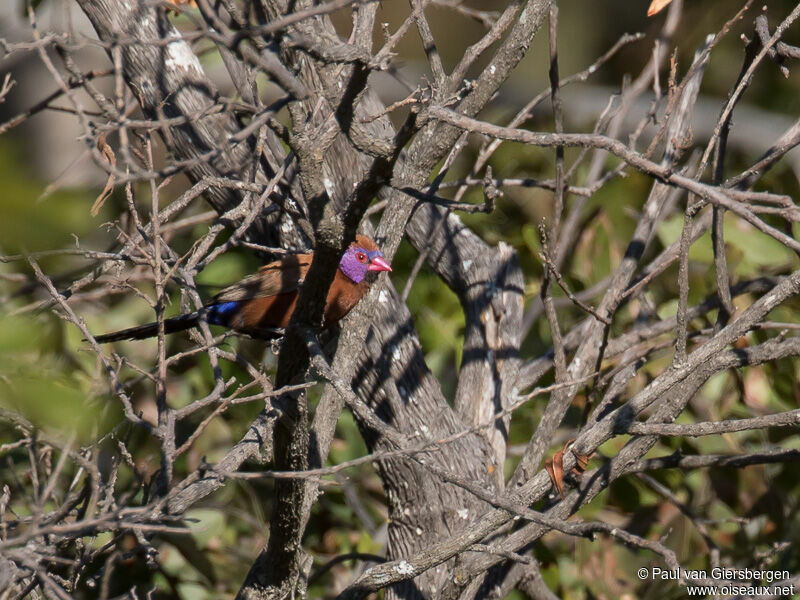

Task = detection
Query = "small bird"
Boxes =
[93,235,391,343]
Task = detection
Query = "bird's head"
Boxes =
[338,235,392,284]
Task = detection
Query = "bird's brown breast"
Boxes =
[322,270,370,327]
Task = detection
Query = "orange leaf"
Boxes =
[91,133,116,217]
[545,453,565,498]
[647,0,675,16]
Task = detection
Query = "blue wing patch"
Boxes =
[207,301,240,326]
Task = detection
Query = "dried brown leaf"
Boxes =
[647,0,675,16]
[91,133,116,217]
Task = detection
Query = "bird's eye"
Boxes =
[357,252,367,263]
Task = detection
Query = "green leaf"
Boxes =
[185,508,226,549]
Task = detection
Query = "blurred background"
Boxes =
[1,1,799,598]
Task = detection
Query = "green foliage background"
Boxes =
[1,1,799,598]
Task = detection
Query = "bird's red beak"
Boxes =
[368,256,392,272]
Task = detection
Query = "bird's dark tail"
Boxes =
[93,311,203,343]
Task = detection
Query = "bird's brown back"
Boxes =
[214,254,313,304]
